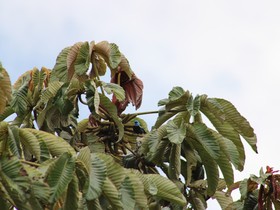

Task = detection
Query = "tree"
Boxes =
[0,40,258,210]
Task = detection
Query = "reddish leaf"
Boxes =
[111,67,143,114]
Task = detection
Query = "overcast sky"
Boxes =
[1,1,280,208]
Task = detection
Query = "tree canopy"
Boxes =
[0,40,262,209]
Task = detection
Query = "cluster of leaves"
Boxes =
[0,39,258,210]
[226,166,280,210]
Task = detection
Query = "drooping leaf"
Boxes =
[94,41,122,69]
[46,152,75,204]
[102,82,125,102]
[7,126,21,158]
[10,82,29,116]
[187,94,201,117]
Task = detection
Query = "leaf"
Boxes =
[0,64,12,114]
[10,82,29,116]
[187,94,201,117]
[22,128,76,156]
[168,143,181,180]
[51,46,71,82]
[47,152,75,204]
[213,191,234,210]
[215,153,234,187]
[7,126,21,158]
[39,81,64,104]
[132,170,187,206]
[94,41,122,69]
[102,177,123,210]
[18,128,40,161]
[166,120,186,144]
[102,82,125,101]
[85,154,107,200]
[215,98,258,153]
[189,132,219,196]
[63,175,79,210]
[96,153,126,189]
[200,103,245,171]
[119,176,136,210]
[189,123,220,160]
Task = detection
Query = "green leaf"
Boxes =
[120,176,136,210]
[102,177,123,210]
[216,153,234,187]
[7,126,21,158]
[168,143,181,180]
[63,175,79,210]
[189,133,219,196]
[18,128,40,161]
[213,191,233,210]
[187,94,201,117]
[215,98,258,153]
[86,154,107,200]
[10,82,29,116]
[39,81,64,104]
[200,103,245,171]
[189,123,220,160]
[96,153,126,189]
[95,41,122,69]
[102,82,125,101]
[132,170,187,206]
[166,120,186,144]
[67,42,90,77]
[51,46,71,82]
[47,152,75,204]
[22,128,76,156]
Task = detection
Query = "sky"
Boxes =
[1,0,280,208]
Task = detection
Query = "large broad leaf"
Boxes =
[215,98,257,153]
[188,132,219,196]
[189,123,220,160]
[85,154,107,200]
[96,153,126,189]
[22,128,76,156]
[0,63,12,114]
[213,191,233,210]
[18,128,40,160]
[94,41,122,69]
[120,172,148,209]
[200,103,245,171]
[215,153,234,187]
[132,170,187,206]
[10,82,29,116]
[102,177,123,210]
[63,175,79,210]
[46,152,75,204]
[51,46,71,82]
[166,120,186,144]
[7,126,21,158]
[168,143,181,180]
[67,42,90,79]
[39,81,64,105]
[187,94,201,117]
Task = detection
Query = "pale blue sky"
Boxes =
[1,1,280,208]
